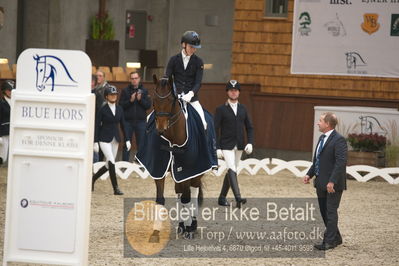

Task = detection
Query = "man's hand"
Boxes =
[130,92,137,102]
[126,141,131,151]
[327,182,335,193]
[244,144,253,154]
[217,149,223,159]
[137,92,142,101]
[181,91,194,102]
[303,175,311,184]
[93,143,99,153]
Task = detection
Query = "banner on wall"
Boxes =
[291,0,399,78]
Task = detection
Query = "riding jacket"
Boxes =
[165,52,204,102]
[214,101,254,150]
[95,103,130,143]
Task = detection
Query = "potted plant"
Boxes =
[347,133,386,167]
[85,0,119,67]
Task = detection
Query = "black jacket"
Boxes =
[214,102,254,150]
[306,130,348,191]
[95,103,130,143]
[165,52,204,102]
[119,83,151,122]
[0,98,10,136]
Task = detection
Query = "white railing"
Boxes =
[93,158,399,185]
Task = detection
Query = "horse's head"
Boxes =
[153,74,176,135]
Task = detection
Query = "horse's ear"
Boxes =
[153,74,158,85]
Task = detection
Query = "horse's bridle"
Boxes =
[154,79,183,130]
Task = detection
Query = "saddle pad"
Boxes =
[136,103,217,182]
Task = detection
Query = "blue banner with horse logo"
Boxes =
[136,103,217,182]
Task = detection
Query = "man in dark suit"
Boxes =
[303,112,347,250]
[214,80,254,208]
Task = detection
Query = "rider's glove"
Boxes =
[126,141,131,151]
[93,142,99,153]
[244,144,253,155]
[181,91,194,102]
[217,149,223,159]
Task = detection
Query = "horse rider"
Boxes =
[92,85,131,195]
[0,80,15,165]
[214,80,254,208]
[165,30,207,130]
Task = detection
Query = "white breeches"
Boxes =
[0,136,10,163]
[222,148,243,172]
[189,101,207,130]
[99,138,119,164]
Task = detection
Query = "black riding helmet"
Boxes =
[1,80,15,92]
[103,85,118,98]
[181,31,201,48]
[225,80,241,91]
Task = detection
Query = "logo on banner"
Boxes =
[361,13,380,35]
[33,54,78,92]
[324,13,347,37]
[299,12,312,36]
[345,52,367,74]
[391,14,399,36]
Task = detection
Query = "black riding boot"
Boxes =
[92,165,108,191]
[108,162,123,195]
[218,173,230,206]
[228,169,246,208]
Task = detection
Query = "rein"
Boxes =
[154,80,183,130]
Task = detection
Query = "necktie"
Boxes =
[315,134,326,176]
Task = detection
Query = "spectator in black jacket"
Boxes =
[0,80,14,165]
[214,80,254,208]
[119,72,151,161]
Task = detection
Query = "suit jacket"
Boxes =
[95,103,130,143]
[214,101,254,150]
[0,98,10,136]
[307,130,348,191]
[165,53,204,102]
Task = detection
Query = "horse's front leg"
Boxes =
[177,181,196,239]
[149,178,166,243]
[189,176,203,233]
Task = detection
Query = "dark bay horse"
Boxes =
[149,74,203,242]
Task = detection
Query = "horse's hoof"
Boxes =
[177,222,186,235]
[184,231,194,240]
[191,218,197,232]
[177,222,185,235]
[149,230,160,243]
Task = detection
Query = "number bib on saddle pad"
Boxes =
[136,103,217,182]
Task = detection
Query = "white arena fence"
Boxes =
[93,158,399,185]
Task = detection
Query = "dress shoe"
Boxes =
[314,242,337,250]
[335,238,343,246]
